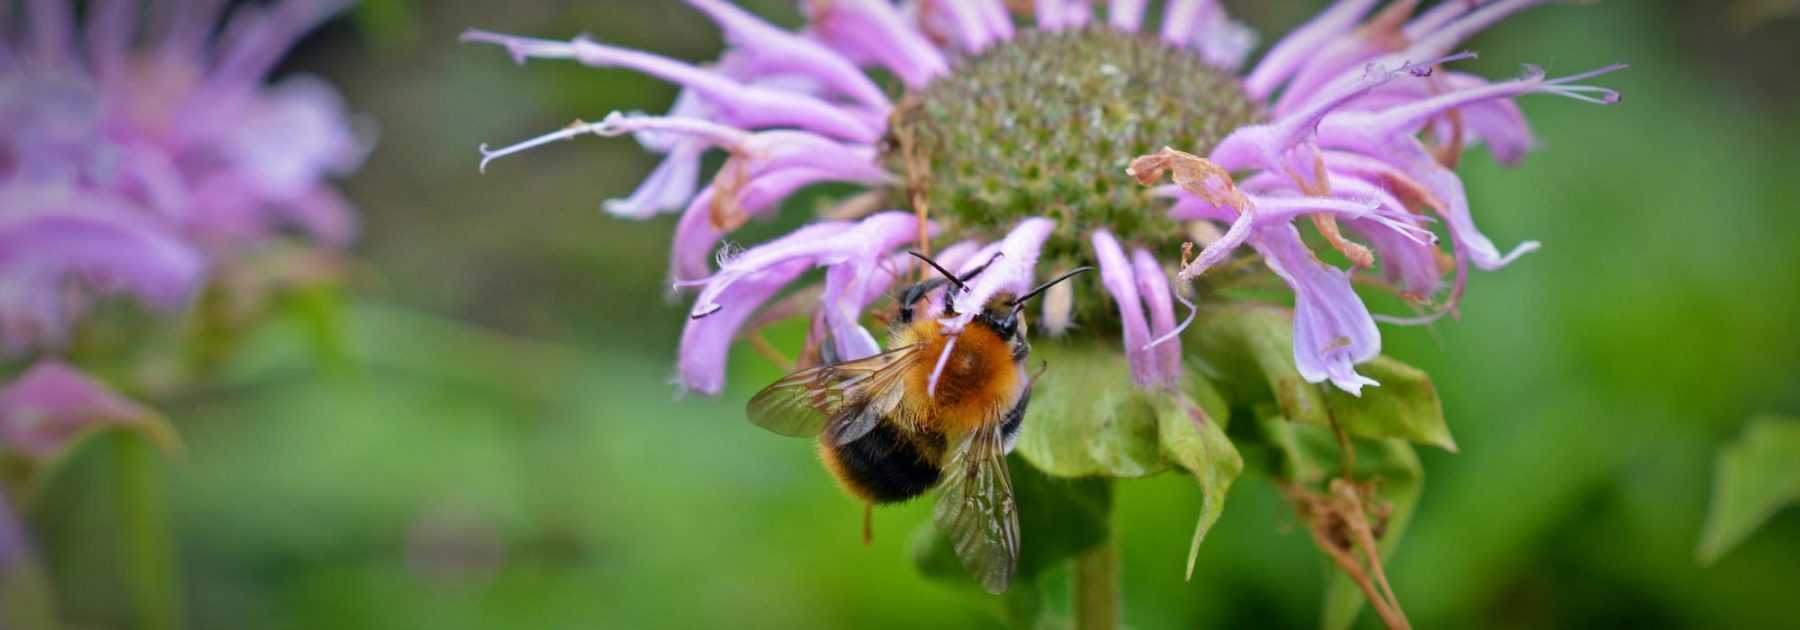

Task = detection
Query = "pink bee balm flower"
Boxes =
[0,0,368,357]
[468,0,1620,396]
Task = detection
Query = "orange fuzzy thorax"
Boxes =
[893,318,1024,435]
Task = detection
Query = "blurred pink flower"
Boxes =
[0,0,368,356]
[0,360,166,461]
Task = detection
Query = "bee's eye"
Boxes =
[995,317,1017,340]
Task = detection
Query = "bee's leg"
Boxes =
[862,503,874,546]
[896,278,948,324]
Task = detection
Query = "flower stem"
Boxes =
[114,435,181,630]
[1072,495,1120,630]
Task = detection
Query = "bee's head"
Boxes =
[906,251,1090,343]
[983,267,1093,342]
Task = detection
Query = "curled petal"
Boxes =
[669,163,889,284]
[677,259,812,394]
[1352,216,1444,299]
[1251,224,1381,395]
[688,212,922,317]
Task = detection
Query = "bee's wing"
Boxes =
[745,344,921,441]
[933,424,1020,594]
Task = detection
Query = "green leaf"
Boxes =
[1015,342,1168,478]
[1319,436,1423,630]
[1003,340,1248,584]
[1244,405,1328,485]
[1190,305,1456,451]
[279,284,353,371]
[1696,415,1800,565]
[1151,384,1243,579]
[1320,357,1456,452]
[909,455,1108,628]
[1189,305,1329,427]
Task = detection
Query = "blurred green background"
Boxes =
[27,1,1800,628]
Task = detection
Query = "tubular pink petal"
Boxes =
[1193,10,1257,72]
[1318,132,1537,272]
[1213,56,1452,192]
[977,0,1015,42]
[858,240,983,307]
[1091,230,1158,386]
[925,334,957,398]
[929,0,998,52]
[152,0,227,62]
[1395,0,1551,65]
[1034,0,1065,29]
[0,191,205,353]
[461,30,881,142]
[1325,64,1624,146]
[1130,248,1182,385]
[818,214,936,360]
[943,218,1055,332]
[603,143,705,219]
[685,222,855,316]
[204,0,351,99]
[685,0,891,110]
[1403,0,1479,38]
[1160,0,1206,43]
[1251,223,1380,395]
[1062,0,1093,27]
[1351,216,1443,298]
[804,0,949,89]
[1243,0,1381,100]
[1109,0,1148,32]
[669,167,863,283]
[688,212,922,319]
[26,0,76,67]
[85,0,136,80]
[678,259,813,394]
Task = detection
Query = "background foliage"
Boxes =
[19,1,1800,628]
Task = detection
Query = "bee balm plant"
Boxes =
[466,1,1621,628]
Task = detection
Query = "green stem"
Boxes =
[1072,519,1120,630]
[114,435,181,630]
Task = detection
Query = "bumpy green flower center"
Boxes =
[882,26,1261,255]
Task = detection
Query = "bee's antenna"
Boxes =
[907,251,969,293]
[1010,267,1093,313]
[958,252,1004,283]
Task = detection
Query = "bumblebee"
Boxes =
[747,253,1089,593]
